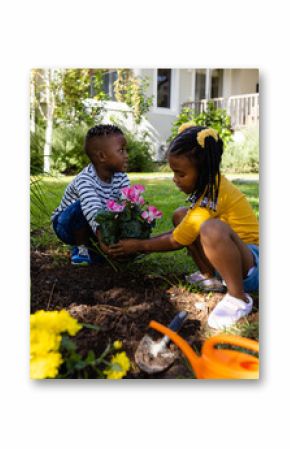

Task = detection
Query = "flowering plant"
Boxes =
[95,184,163,245]
[30,310,131,379]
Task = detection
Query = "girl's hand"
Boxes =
[108,239,142,257]
[99,240,110,255]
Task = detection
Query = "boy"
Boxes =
[51,124,129,265]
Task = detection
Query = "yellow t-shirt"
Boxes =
[173,175,259,246]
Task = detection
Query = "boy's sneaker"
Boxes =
[71,245,92,266]
[207,293,253,329]
[185,270,226,293]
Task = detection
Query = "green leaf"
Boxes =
[74,360,88,370]
[81,323,100,332]
[61,335,77,352]
[85,350,96,364]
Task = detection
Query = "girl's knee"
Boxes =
[200,219,230,243]
[172,207,188,226]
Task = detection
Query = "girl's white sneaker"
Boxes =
[207,293,253,329]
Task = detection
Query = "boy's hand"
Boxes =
[108,239,141,257]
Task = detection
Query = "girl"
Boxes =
[106,125,259,330]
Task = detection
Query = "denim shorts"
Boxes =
[243,244,259,292]
[52,200,96,246]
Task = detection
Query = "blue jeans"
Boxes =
[215,243,259,293]
[243,244,259,292]
[52,200,96,246]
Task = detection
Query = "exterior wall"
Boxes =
[179,69,193,104]
[146,110,175,143]
[223,69,259,97]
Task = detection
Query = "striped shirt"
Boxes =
[51,163,130,234]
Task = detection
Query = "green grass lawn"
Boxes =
[31,172,259,277]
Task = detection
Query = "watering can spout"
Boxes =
[149,320,202,373]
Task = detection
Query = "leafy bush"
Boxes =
[30,126,45,174]
[125,130,155,172]
[51,124,90,175]
[169,107,196,141]
[108,115,155,172]
[221,127,259,173]
[50,120,155,175]
[169,102,233,147]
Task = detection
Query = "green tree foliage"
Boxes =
[54,69,107,126]
[114,69,153,124]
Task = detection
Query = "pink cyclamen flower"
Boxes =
[106,200,125,213]
[133,184,145,194]
[141,206,163,223]
[121,185,145,205]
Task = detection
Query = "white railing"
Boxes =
[182,93,259,129]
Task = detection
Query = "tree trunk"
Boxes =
[30,70,36,134]
[43,69,55,173]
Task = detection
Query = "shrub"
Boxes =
[50,120,155,175]
[51,124,90,175]
[169,102,233,148]
[125,130,155,172]
[221,127,259,173]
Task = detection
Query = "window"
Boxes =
[89,71,117,100]
[195,69,206,101]
[157,69,171,108]
[103,71,118,100]
[211,69,223,98]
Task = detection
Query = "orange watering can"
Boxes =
[149,320,259,379]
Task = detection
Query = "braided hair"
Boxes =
[84,124,124,159]
[168,125,223,210]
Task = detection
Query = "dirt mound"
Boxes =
[31,249,257,378]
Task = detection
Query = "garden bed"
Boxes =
[31,248,259,379]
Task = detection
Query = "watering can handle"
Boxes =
[149,321,259,379]
[202,334,259,356]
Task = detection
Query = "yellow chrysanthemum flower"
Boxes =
[30,329,61,356]
[56,310,83,336]
[104,352,131,380]
[178,121,196,134]
[30,352,63,379]
[113,340,123,350]
[30,310,82,336]
[196,128,218,148]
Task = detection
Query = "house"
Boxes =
[101,68,259,161]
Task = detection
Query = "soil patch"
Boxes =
[31,249,258,379]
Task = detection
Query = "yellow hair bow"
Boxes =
[197,128,218,148]
[178,121,196,134]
